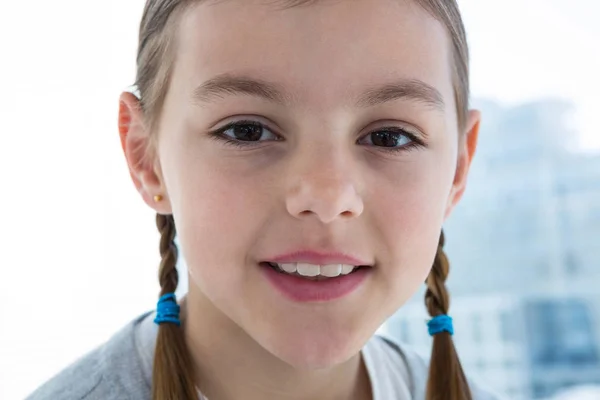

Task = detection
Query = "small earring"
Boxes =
[154,194,163,203]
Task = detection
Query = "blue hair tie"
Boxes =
[428,314,454,336]
[154,293,181,326]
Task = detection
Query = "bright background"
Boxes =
[1,1,599,399]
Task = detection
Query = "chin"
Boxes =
[239,287,381,370]
[271,343,356,370]
[257,326,365,370]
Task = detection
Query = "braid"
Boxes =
[157,214,179,295]
[152,214,198,400]
[425,232,450,317]
[424,230,472,400]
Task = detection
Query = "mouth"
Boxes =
[259,261,371,302]
[261,262,369,280]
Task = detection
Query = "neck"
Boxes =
[182,291,372,400]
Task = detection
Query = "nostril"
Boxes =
[294,210,317,220]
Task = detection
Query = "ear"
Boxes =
[118,91,172,214]
[444,110,481,220]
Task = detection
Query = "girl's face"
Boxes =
[130,0,478,369]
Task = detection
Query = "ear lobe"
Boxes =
[118,91,172,214]
[444,110,481,220]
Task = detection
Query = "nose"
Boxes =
[285,151,364,224]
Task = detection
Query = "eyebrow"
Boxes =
[356,79,445,111]
[192,73,444,110]
[192,74,293,105]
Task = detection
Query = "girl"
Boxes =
[29,0,502,399]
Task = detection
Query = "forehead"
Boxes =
[172,0,454,110]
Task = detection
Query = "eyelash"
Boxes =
[207,119,427,153]
[208,120,279,150]
[361,126,426,153]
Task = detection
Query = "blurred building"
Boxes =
[383,295,600,399]
[381,295,530,399]
[384,98,600,399]
[443,99,600,297]
[524,298,600,399]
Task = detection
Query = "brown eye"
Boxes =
[221,121,277,142]
[370,131,410,147]
[360,128,412,148]
[231,123,262,141]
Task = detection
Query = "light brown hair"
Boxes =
[133,1,472,399]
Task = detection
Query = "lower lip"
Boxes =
[260,263,370,302]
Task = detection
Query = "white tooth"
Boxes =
[296,263,320,277]
[341,264,355,275]
[280,263,297,273]
[320,264,342,277]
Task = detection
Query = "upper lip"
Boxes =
[265,250,373,267]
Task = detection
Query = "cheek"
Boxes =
[165,151,273,294]
[370,154,454,300]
